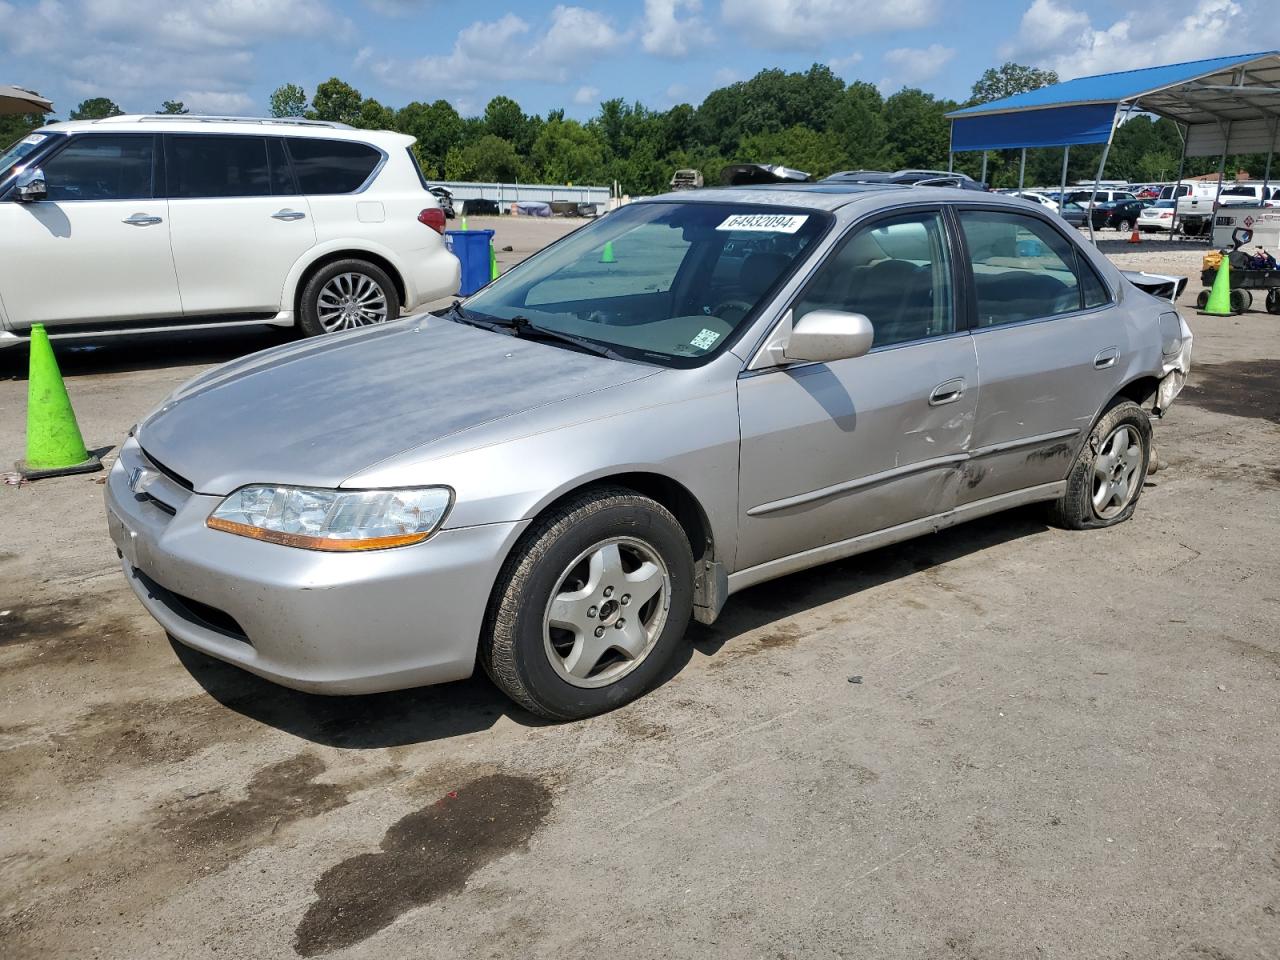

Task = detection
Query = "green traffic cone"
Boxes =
[1203,254,1232,316]
[599,240,616,264]
[17,324,101,480]
[489,239,499,281]
[460,217,468,231]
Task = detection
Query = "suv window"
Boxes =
[43,134,154,201]
[166,135,282,198]
[959,210,1088,326]
[286,138,381,194]
[794,210,954,348]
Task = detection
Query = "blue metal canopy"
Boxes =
[948,52,1280,153]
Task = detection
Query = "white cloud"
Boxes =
[877,43,955,91]
[573,85,600,105]
[829,51,865,73]
[372,6,626,94]
[722,0,938,50]
[712,67,741,85]
[641,0,712,58]
[1003,0,1252,79]
[0,0,346,114]
[362,0,432,15]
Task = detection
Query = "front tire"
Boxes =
[299,259,400,337]
[480,488,695,720]
[1048,400,1151,530]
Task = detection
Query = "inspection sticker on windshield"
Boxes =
[717,213,808,234]
[689,328,721,350]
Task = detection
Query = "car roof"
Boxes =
[639,182,1016,212]
[34,114,414,147]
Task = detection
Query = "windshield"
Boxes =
[462,201,831,366]
[0,131,55,182]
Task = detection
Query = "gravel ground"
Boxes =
[1,221,1278,960]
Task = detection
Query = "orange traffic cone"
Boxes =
[1128,228,1141,244]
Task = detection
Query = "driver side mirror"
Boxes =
[783,309,874,363]
[14,166,46,202]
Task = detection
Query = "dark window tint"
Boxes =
[43,134,153,201]
[794,211,954,348]
[166,135,271,198]
[267,137,295,194]
[959,211,1083,326]
[287,138,380,194]
[1077,252,1111,308]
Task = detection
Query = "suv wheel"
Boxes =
[299,259,401,337]
[1048,400,1151,529]
[481,488,694,720]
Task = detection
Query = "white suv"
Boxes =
[0,115,460,349]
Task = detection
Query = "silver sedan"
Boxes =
[106,185,1192,719]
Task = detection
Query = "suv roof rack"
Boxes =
[91,114,354,130]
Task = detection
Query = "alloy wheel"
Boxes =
[1092,424,1143,519]
[543,537,671,689]
[316,272,389,332]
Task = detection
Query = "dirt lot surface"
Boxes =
[2,223,1278,960]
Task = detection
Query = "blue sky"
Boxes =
[0,0,1267,120]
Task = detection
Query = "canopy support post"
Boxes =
[980,151,988,186]
[1170,122,1188,239]
[1262,119,1276,206]
[948,151,954,173]
[1018,148,1026,190]
[1059,145,1070,213]
[1211,120,1233,240]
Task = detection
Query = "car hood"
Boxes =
[136,316,659,494]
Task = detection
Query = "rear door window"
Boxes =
[165,135,273,198]
[958,210,1089,326]
[42,134,154,201]
[286,138,382,194]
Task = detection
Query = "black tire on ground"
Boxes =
[480,487,695,720]
[298,259,401,338]
[1196,289,1210,310]
[1229,289,1251,314]
[1267,289,1280,314]
[1117,219,1132,233]
[1048,400,1152,531]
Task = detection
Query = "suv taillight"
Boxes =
[418,208,446,234]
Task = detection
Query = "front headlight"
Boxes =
[207,485,453,551]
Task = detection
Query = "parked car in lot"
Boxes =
[0,115,459,350]
[1008,190,1059,211]
[1139,199,1178,232]
[1216,183,1280,207]
[1064,188,1137,208]
[1094,198,1150,231]
[823,169,987,190]
[1058,201,1090,227]
[106,184,1193,719]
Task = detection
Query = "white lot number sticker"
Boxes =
[689,328,721,350]
[717,213,808,234]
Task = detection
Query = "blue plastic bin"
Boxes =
[444,228,495,297]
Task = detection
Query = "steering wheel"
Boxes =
[711,298,754,324]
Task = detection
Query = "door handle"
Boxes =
[271,209,306,221]
[122,214,162,226]
[929,378,966,406]
[1094,347,1119,369]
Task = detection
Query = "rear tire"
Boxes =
[480,488,695,720]
[1229,289,1251,314]
[1196,290,1210,310]
[299,259,400,338]
[1048,400,1151,530]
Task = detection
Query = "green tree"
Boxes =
[969,62,1059,105]
[157,100,188,115]
[269,83,308,118]
[735,125,845,178]
[444,135,527,182]
[355,98,394,131]
[882,89,951,169]
[830,81,889,169]
[309,78,363,125]
[397,99,464,177]
[483,95,531,148]
[70,97,123,120]
[0,112,45,146]
[532,118,606,184]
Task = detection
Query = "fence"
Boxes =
[431,180,611,209]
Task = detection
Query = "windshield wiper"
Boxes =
[440,300,506,332]
[503,315,625,361]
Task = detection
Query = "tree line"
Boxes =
[3,63,1270,193]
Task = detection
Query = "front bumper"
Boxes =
[105,438,526,694]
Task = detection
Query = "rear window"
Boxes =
[287,138,382,194]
